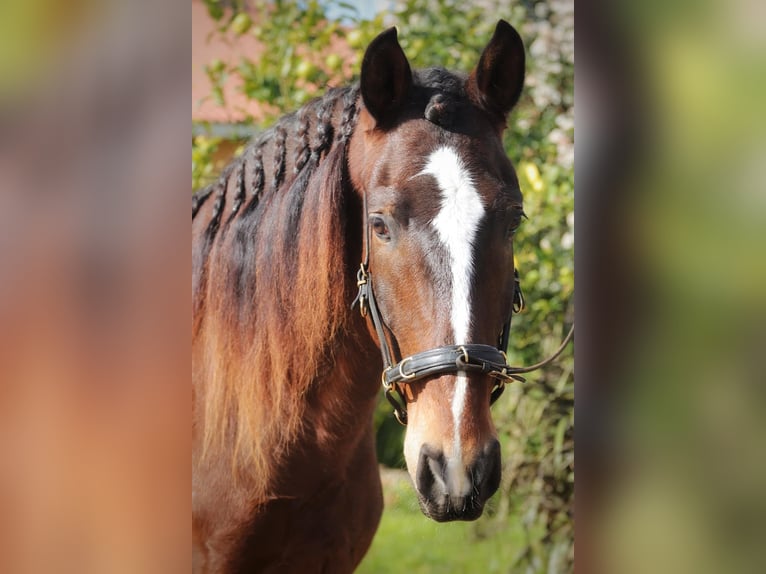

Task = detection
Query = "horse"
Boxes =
[193,20,528,572]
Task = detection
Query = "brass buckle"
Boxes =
[356,264,368,286]
[397,357,416,381]
[489,368,513,382]
[381,359,415,386]
[455,345,470,369]
[381,367,392,389]
[384,385,408,425]
[356,264,369,317]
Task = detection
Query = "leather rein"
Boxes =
[351,191,574,425]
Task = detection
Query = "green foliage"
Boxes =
[201,0,383,126]
[192,135,221,191]
[194,1,573,571]
[391,0,509,71]
[373,396,407,469]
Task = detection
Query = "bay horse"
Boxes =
[193,21,528,572]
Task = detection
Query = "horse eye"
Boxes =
[371,216,390,240]
[507,209,526,239]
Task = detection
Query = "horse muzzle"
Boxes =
[414,439,501,522]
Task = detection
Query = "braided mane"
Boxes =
[192,84,359,222]
[192,85,360,494]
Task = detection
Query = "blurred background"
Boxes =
[576,1,766,572]
[192,1,574,571]
[0,0,763,572]
[0,1,189,572]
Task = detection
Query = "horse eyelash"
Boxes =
[507,207,526,238]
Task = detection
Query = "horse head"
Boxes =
[348,21,526,522]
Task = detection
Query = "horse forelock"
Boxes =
[192,85,360,494]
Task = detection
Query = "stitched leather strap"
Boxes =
[382,344,527,387]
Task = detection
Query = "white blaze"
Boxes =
[421,146,485,498]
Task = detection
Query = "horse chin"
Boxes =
[416,494,486,523]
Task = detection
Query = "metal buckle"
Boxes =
[381,367,392,389]
[455,346,471,371]
[355,264,369,318]
[359,296,367,317]
[488,368,513,382]
[397,357,416,381]
[384,386,408,425]
[381,358,415,388]
[356,265,368,286]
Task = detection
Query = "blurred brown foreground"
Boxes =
[0,1,188,572]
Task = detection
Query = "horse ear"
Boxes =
[360,27,413,126]
[469,20,525,120]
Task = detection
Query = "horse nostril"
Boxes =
[416,445,446,496]
[474,439,501,499]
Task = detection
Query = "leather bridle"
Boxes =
[351,191,574,425]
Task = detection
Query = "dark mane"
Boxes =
[192,84,361,492]
[192,84,359,222]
